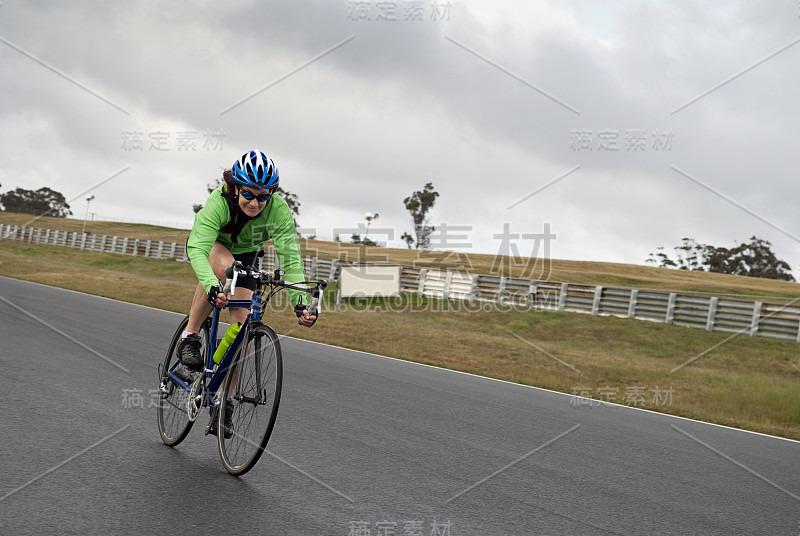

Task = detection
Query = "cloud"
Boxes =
[1,0,799,275]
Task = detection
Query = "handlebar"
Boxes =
[221,260,327,315]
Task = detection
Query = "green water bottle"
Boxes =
[213,322,241,364]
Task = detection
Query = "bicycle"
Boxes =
[157,257,326,475]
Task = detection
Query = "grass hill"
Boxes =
[2,212,799,440]
[2,212,799,299]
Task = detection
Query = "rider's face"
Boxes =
[237,186,271,217]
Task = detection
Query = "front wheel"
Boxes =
[218,323,283,475]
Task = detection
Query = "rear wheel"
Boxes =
[218,323,283,475]
[157,316,210,447]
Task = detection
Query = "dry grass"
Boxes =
[3,211,799,299]
[2,222,800,440]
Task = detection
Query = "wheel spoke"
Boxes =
[218,324,282,475]
[157,317,209,447]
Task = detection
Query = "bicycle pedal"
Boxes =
[205,405,220,436]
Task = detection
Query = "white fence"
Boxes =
[0,224,189,260]
[4,223,800,342]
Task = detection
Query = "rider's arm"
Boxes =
[186,188,229,294]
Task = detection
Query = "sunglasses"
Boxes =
[239,188,272,202]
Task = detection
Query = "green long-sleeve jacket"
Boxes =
[186,186,306,306]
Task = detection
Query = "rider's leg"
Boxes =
[186,242,256,333]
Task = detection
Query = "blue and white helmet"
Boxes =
[231,150,279,189]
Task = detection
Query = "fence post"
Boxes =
[80,233,86,250]
[469,274,480,301]
[796,310,800,343]
[329,259,339,281]
[706,297,718,331]
[558,282,569,311]
[750,301,762,337]
[591,286,603,316]
[627,289,638,317]
[442,271,453,300]
[308,257,315,279]
[497,276,507,305]
[528,281,538,309]
[145,240,151,258]
[665,293,677,324]
[417,268,428,296]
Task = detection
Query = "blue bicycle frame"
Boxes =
[167,291,262,407]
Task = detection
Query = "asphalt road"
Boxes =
[1,275,798,535]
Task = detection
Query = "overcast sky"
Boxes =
[1,1,799,276]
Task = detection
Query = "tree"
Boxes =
[400,232,414,249]
[0,187,72,218]
[647,236,794,281]
[403,182,439,250]
[350,234,378,247]
[726,237,794,281]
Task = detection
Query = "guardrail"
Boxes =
[4,223,799,342]
[0,224,189,260]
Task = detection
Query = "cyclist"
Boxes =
[177,150,316,437]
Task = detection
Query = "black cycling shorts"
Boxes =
[229,251,262,292]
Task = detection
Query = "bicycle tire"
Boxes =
[218,323,283,475]
[157,316,209,447]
